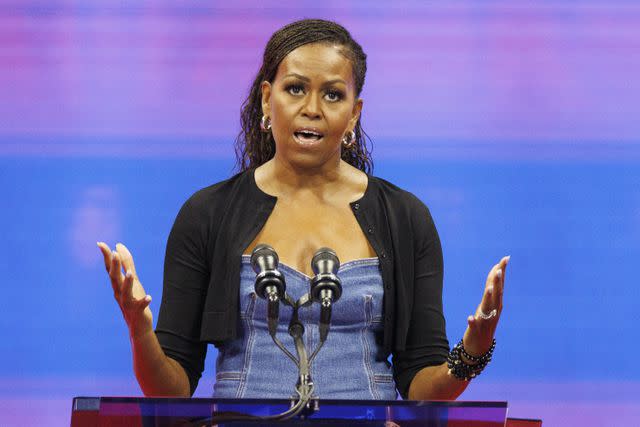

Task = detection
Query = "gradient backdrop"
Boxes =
[1,1,639,426]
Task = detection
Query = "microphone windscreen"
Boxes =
[311,247,340,275]
[250,244,279,273]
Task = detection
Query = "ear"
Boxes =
[348,98,363,132]
[261,81,272,117]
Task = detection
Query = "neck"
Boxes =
[256,156,355,198]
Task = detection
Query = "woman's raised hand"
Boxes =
[462,256,510,356]
[97,242,153,339]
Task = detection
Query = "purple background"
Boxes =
[1,1,639,426]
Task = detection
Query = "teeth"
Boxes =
[295,130,322,139]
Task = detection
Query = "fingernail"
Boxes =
[468,315,474,323]
[145,295,152,302]
[487,286,494,295]
[126,271,132,278]
[496,270,503,279]
[505,255,511,263]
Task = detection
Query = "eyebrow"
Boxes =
[283,73,346,86]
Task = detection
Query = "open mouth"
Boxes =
[293,128,324,144]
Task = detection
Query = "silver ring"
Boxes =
[478,308,497,320]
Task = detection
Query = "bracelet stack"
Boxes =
[446,338,496,381]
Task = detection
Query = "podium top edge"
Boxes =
[72,396,508,408]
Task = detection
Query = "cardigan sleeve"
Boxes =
[392,197,450,399]
[155,194,210,396]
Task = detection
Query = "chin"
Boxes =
[284,151,339,171]
[275,138,341,170]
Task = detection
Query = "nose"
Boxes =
[301,91,321,120]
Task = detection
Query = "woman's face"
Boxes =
[261,42,362,171]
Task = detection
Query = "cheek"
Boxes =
[270,97,295,125]
[326,108,353,134]
[269,104,299,146]
[268,105,288,136]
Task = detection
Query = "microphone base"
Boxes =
[288,397,319,419]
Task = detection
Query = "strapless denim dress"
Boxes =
[213,256,398,400]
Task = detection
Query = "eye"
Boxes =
[324,89,344,102]
[286,84,305,96]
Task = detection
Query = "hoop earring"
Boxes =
[342,130,356,148]
[260,115,272,132]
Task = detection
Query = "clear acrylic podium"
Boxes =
[70,397,541,426]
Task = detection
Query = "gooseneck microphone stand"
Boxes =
[202,245,342,426]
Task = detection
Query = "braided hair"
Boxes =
[234,19,373,173]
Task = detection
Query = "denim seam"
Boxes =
[237,292,257,398]
[338,258,380,274]
[361,294,378,399]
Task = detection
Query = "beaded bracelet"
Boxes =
[446,339,496,381]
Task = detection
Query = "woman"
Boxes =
[98,19,508,401]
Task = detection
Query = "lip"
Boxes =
[293,127,325,146]
[293,133,324,146]
[294,126,325,136]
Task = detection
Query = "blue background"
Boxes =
[1,1,639,426]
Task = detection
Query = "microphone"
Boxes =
[250,244,286,337]
[309,248,342,342]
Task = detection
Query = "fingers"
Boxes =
[476,255,511,319]
[479,266,498,314]
[99,242,152,335]
[98,241,129,298]
[499,255,510,292]
[467,314,478,329]
[466,268,500,351]
[464,255,510,355]
[116,243,137,278]
[97,242,113,272]
[138,294,152,310]
[121,269,135,302]
[110,250,126,296]
[491,269,502,311]
[113,252,141,302]
[121,270,152,310]
[98,242,122,298]
[486,256,509,304]
[99,242,152,313]
[494,255,509,309]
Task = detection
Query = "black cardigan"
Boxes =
[155,169,450,398]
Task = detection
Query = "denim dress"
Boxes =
[213,256,398,400]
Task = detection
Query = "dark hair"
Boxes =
[234,19,373,173]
